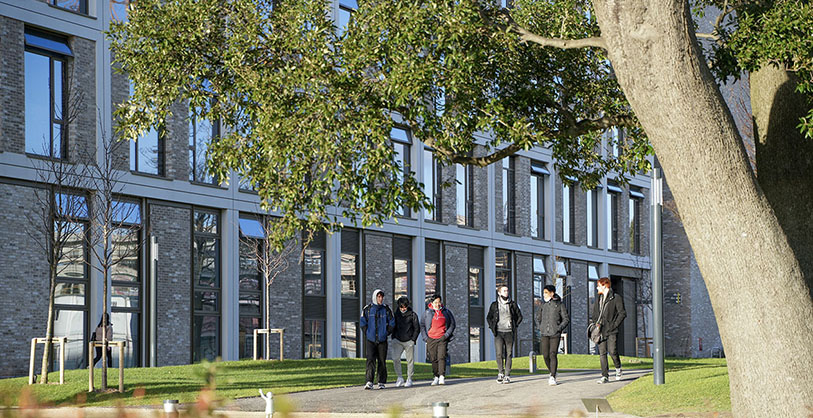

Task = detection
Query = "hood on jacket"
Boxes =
[372,289,384,305]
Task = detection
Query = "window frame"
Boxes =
[191,208,221,363]
[24,30,71,159]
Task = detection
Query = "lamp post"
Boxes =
[651,168,665,385]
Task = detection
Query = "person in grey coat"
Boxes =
[535,285,569,385]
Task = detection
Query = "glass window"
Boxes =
[530,162,547,239]
[238,224,263,359]
[51,0,88,14]
[629,195,641,254]
[304,249,324,295]
[587,188,599,247]
[468,266,482,306]
[423,147,440,221]
[193,315,219,362]
[456,164,473,226]
[238,217,265,239]
[189,105,218,184]
[336,0,357,36]
[394,258,410,302]
[304,320,325,359]
[391,127,411,217]
[110,311,139,367]
[25,41,68,158]
[607,188,620,250]
[341,253,358,297]
[495,250,512,293]
[532,255,546,353]
[129,81,164,175]
[239,316,261,360]
[562,183,574,243]
[469,327,482,363]
[110,0,130,23]
[193,209,220,362]
[425,262,438,302]
[341,321,358,358]
[502,157,515,233]
[54,309,86,369]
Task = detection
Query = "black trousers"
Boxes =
[426,337,447,377]
[598,333,622,378]
[365,340,388,384]
[93,346,112,367]
[540,335,560,377]
[494,331,514,376]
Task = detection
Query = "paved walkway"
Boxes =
[231,368,651,417]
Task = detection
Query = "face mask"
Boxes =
[500,294,509,301]
[544,295,552,302]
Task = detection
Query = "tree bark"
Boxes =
[751,65,813,298]
[39,267,56,384]
[591,0,813,416]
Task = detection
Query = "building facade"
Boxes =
[0,0,669,377]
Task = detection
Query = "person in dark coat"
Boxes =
[486,286,523,384]
[591,277,626,383]
[391,296,420,387]
[535,285,569,385]
[360,289,395,389]
[421,293,455,386]
[91,313,113,367]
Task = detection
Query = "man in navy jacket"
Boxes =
[360,289,395,389]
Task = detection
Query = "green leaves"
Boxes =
[109,0,651,247]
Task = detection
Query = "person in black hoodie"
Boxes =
[591,277,626,383]
[391,296,420,387]
[486,286,523,384]
[535,285,569,385]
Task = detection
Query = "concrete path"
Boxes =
[230,369,651,417]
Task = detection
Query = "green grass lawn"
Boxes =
[0,354,650,408]
[608,358,731,416]
[0,355,729,416]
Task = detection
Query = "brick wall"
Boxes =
[0,183,50,377]
[267,237,303,360]
[150,203,192,366]
[442,243,468,365]
[569,260,589,354]
[66,36,96,165]
[0,17,25,154]
[514,253,533,354]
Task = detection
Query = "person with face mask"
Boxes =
[486,286,523,384]
[535,285,569,385]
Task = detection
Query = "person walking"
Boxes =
[591,277,626,383]
[421,294,455,386]
[392,296,420,387]
[486,286,522,384]
[360,289,395,389]
[535,285,569,385]
[91,313,113,367]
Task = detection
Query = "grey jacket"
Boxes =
[535,294,569,336]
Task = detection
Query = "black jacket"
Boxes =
[591,289,626,337]
[486,299,523,337]
[535,294,569,336]
[393,307,420,342]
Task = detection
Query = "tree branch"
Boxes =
[479,7,607,50]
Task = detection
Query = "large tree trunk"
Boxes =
[592,0,813,416]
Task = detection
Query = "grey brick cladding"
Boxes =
[439,163,456,226]
[66,36,96,166]
[573,184,587,247]
[660,177,694,357]
[0,17,24,154]
[515,156,531,237]
[569,260,589,354]
[495,159,503,232]
[268,237,303,360]
[0,183,50,377]
[472,146,488,230]
[442,243,467,365]
[150,203,192,366]
[110,65,130,171]
[690,257,722,357]
[554,175,563,243]
[514,253,533,354]
[165,101,189,182]
[363,232,392,306]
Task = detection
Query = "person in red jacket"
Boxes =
[420,294,455,386]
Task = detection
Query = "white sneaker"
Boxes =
[364,381,373,389]
[431,376,439,386]
[502,376,511,384]
[615,368,623,381]
[496,373,504,383]
[378,383,386,389]
[395,377,404,387]
[404,379,413,387]
[597,376,609,384]
[438,375,446,385]
[549,376,557,386]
